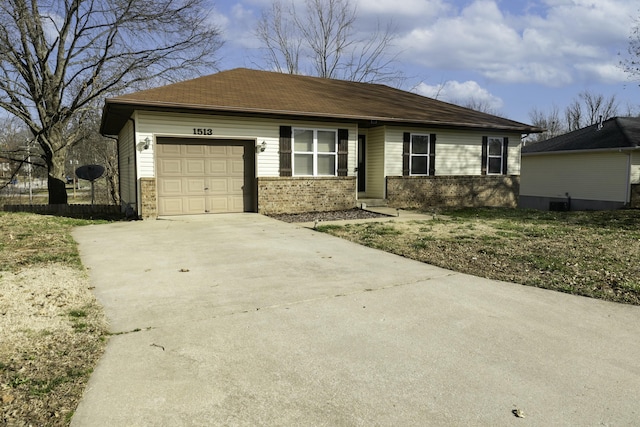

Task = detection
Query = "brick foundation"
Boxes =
[386,175,520,210]
[258,177,356,214]
[140,177,157,219]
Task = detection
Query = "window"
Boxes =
[403,132,436,176]
[410,134,430,175]
[482,136,508,175]
[293,128,337,176]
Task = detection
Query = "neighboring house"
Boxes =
[100,68,541,218]
[520,116,640,211]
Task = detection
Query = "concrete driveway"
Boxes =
[71,213,640,426]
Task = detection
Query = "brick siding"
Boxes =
[386,175,520,210]
[140,177,157,219]
[258,177,356,214]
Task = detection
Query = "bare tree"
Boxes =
[256,1,301,74]
[0,0,223,204]
[460,98,503,117]
[623,14,640,84]
[579,91,618,125]
[565,91,618,131]
[564,98,584,132]
[528,90,620,143]
[255,0,401,84]
[527,105,563,143]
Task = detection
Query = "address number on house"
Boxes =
[193,128,213,135]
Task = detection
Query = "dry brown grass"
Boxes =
[318,208,640,305]
[0,212,109,426]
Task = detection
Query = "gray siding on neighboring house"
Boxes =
[519,151,630,210]
[631,151,640,185]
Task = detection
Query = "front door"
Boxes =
[357,135,366,193]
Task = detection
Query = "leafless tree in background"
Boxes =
[460,98,504,117]
[256,0,402,84]
[527,90,619,143]
[528,105,563,143]
[0,0,223,204]
[622,13,640,85]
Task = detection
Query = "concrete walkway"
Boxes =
[71,213,640,426]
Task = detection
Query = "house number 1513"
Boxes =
[193,128,213,135]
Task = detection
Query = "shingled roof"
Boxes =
[522,117,640,155]
[101,68,541,136]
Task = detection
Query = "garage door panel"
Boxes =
[157,141,253,216]
[207,178,229,194]
[185,159,206,175]
[158,198,184,216]
[208,197,229,213]
[186,197,206,213]
[208,145,230,156]
[230,177,244,192]
[158,145,181,156]
[158,159,182,175]
[159,178,182,194]
[208,159,228,175]
[230,159,244,174]
[186,179,206,194]
[185,145,207,156]
[230,196,245,211]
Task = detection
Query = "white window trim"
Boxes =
[292,128,338,176]
[410,133,431,176]
[486,136,504,175]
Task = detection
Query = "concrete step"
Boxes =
[357,199,388,208]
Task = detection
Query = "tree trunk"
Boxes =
[46,146,69,205]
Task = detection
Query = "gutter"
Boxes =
[104,99,542,134]
[522,146,639,156]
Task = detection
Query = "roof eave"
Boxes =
[103,98,542,134]
[522,146,640,156]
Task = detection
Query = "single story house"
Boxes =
[100,68,541,218]
[520,116,640,211]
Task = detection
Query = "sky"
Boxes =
[208,0,640,125]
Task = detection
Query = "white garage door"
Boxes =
[156,140,251,215]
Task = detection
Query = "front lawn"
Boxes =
[0,212,109,426]
[317,208,640,305]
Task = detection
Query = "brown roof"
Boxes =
[101,68,541,135]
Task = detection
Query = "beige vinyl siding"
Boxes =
[385,128,522,176]
[384,127,404,177]
[631,151,640,184]
[366,126,386,198]
[520,152,629,202]
[118,120,136,209]
[134,111,356,178]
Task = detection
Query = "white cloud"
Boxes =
[355,0,450,20]
[415,80,504,110]
[393,0,637,86]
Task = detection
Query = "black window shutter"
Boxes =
[429,134,436,176]
[402,132,410,176]
[481,136,488,176]
[279,126,292,177]
[337,129,348,176]
[502,137,509,175]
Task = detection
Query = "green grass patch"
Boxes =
[0,212,108,271]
